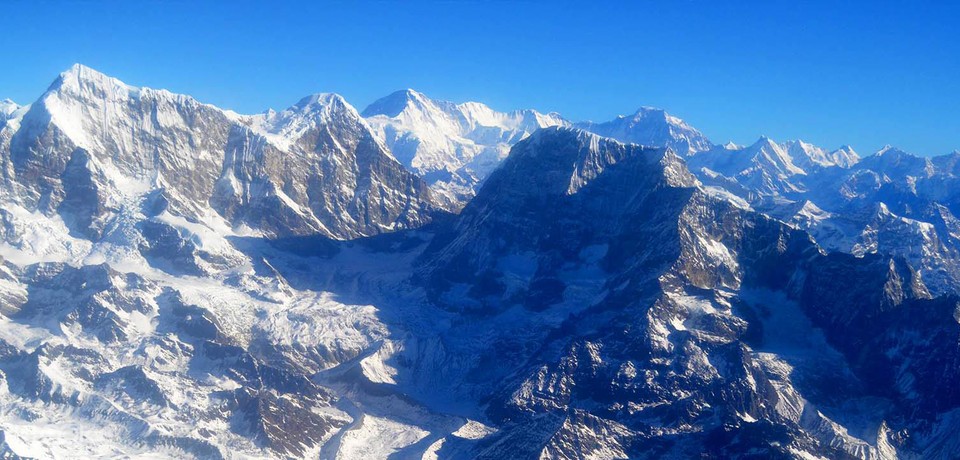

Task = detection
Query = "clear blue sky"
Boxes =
[2,1,958,155]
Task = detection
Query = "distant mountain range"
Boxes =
[0,65,958,459]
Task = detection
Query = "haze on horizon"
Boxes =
[2,1,958,156]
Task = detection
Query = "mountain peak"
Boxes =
[514,126,695,194]
[361,88,430,118]
[41,64,147,119]
[51,63,132,94]
[874,145,917,159]
[876,144,900,156]
[0,99,18,117]
[631,106,667,117]
[250,92,365,147]
[292,92,349,111]
[752,135,780,149]
[830,145,860,166]
[63,62,97,75]
[576,107,712,155]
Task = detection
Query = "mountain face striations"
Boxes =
[0,65,957,459]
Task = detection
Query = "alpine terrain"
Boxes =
[0,65,958,459]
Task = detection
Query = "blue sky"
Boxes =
[2,1,958,155]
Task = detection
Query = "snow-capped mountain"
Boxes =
[0,100,18,124]
[687,136,809,197]
[783,139,860,169]
[0,64,436,242]
[0,65,959,459]
[575,106,713,155]
[362,89,567,210]
[412,127,960,458]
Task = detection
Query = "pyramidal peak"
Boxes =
[750,135,785,152]
[48,63,139,99]
[361,88,431,118]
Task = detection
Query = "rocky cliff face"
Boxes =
[0,67,958,459]
[0,65,437,243]
[406,127,960,459]
[217,93,434,239]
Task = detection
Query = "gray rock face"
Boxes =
[1,67,960,459]
[0,64,437,242]
[216,94,435,239]
[406,128,960,459]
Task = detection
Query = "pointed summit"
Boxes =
[361,88,429,118]
[246,92,372,152]
[48,63,135,97]
[754,135,778,148]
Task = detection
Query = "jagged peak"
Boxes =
[630,106,667,117]
[526,125,605,146]
[783,139,815,150]
[269,92,365,126]
[248,92,366,148]
[0,99,18,118]
[524,124,670,156]
[290,92,352,113]
[519,126,694,190]
[832,144,859,157]
[829,144,860,166]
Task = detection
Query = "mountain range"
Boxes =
[0,65,958,459]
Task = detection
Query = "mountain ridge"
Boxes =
[0,65,959,459]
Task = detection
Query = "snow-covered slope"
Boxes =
[362,89,566,210]
[1,66,960,460]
